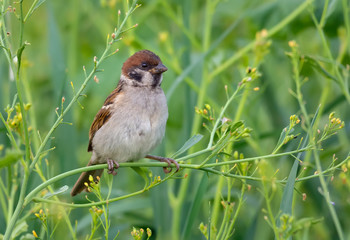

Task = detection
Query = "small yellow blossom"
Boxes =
[288,40,298,48]
[159,32,168,42]
[146,228,152,237]
[260,29,268,37]
[89,175,94,182]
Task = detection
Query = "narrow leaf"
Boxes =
[229,120,244,132]
[182,174,209,240]
[304,55,338,81]
[26,0,47,19]
[0,150,23,168]
[11,221,28,239]
[325,0,338,19]
[276,105,320,239]
[132,167,150,189]
[172,134,203,158]
[43,185,69,199]
[272,127,294,153]
[32,0,47,12]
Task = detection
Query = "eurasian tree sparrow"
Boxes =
[71,50,179,196]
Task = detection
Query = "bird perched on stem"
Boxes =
[71,50,179,196]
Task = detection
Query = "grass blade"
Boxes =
[182,173,209,240]
[276,105,320,236]
[171,134,203,158]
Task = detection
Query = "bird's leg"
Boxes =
[145,155,180,173]
[107,159,119,176]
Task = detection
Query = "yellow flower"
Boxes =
[288,40,298,48]
[32,230,38,238]
[159,32,168,42]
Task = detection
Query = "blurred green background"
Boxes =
[1,0,350,239]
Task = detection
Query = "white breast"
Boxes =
[91,86,168,164]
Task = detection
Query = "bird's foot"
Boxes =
[107,159,119,176]
[145,155,180,173]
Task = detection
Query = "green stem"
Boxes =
[208,3,314,229]
[22,145,345,209]
[4,1,31,239]
[319,0,329,28]
[160,1,201,50]
[4,1,139,238]
[207,85,243,148]
[306,5,345,239]
[263,181,280,240]
[309,9,350,104]
[23,0,40,22]
[312,149,344,239]
[171,1,219,236]
[0,0,14,75]
[342,0,350,57]
[211,80,253,229]
[32,170,177,208]
[223,182,246,239]
[209,0,313,79]
[216,178,231,240]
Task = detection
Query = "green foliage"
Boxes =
[0,0,350,239]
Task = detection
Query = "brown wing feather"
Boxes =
[87,84,123,152]
[88,108,112,151]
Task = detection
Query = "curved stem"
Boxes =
[4,1,30,239]
[208,0,313,79]
[22,147,349,210]
[32,170,177,208]
[4,1,139,238]
[207,85,243,148]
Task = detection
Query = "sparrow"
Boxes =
[71,50,179,196]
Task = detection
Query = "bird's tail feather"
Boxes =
[71,161,104,196]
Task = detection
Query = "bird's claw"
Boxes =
[107,159,119,176]
[161,158,180,174]
[145,155,180,173]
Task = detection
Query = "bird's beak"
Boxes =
[149,63,168,74]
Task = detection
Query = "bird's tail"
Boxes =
[70,160,104,196]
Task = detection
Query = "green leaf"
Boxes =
[325,0,338,20]
[26,0,47,20]
[11,221,28,239]
[293,217,323,231]
[0,150,23,168]
[229,120,244,132]
[20,233,36,240]
[272,127,294,153]
[32,0,47,11]
[276,106,320,239]
[303,55,338,81]
[182,173,209,240]
[172,134,203,158]
[43,185,69,199]
[132,167,150,189]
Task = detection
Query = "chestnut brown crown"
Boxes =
[121,50,167,78]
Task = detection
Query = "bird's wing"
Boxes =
[88,84,123,152]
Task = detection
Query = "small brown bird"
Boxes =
[71,50,179,196]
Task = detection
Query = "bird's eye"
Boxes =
[141,63,148,68]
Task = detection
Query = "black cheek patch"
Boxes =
[129,71,142,82]
[152,74,161,87]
